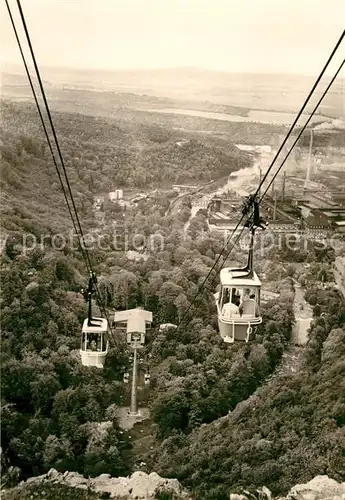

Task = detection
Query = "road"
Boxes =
[334,257,345,300]
[292,282,313,345]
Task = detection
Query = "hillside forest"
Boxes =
[1,101,345,499]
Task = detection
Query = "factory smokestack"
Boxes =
[304,129,313,190]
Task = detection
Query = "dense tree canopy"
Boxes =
[1,99,344,499]
[143,247,345,500]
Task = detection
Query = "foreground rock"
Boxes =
[1,469,191,499]
[2,472,344,500]
[285,475,345,500]
[229,475,345,500]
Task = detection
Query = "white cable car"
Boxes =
[123,372,130,384]
[215,270,262,343]
[144,373,150,385]
[80,317,109,368]
[80,275,109,368]
[215,196,265,343]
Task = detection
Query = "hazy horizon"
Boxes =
[1,0,345,78]
[3,62,345,81]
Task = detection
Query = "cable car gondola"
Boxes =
[80,275,109,368]
[215,196,265,343]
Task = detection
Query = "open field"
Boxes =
[2,65,344,120]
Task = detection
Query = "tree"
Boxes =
[55,258,75,284]
[308,294,318,306]
[174,293,189,322]
[30,373,61,414]
[152,386,190,437]
[158,281,183,322]
[43,434,75,471]
[112,270,139,309]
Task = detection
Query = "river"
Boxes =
[140,108,330,126]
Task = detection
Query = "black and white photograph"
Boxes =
[1,1,345,499]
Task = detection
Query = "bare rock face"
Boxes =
[89,470,188,498]
[2,469,191,499]
[229,475,345,500]
[285,475,345,500]
[2,472,345,500]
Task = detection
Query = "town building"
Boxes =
[172,184,198,194]
[333,220,345,233]
[290,186,345,231]
[94,211,105,223]
[260,290,280,303]
[109,190,123,201]
[300,205,331,229]
[235,144,272,154]
[93,196,104,211]
[209,195,243,213]
[131,194,148,204]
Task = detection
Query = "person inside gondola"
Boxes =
[239,291,260,317]
[241,288,251,302]
[222,289,240,317]
[251,293,260,317]
[87,333,98,351]
[238,288,250,312]
[232,289,241,306]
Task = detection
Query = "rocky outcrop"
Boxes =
[2,472,344,500]
[284,475,345,500]
[229,475,345,500]
[1,469,191,499]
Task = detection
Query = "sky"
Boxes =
[1,0,345,76]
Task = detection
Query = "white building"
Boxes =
[94,196,104,210]
[235,144,272,154]
[159,323,177,331]
[109,190,123,201]
[172,185,198,193]
[260,290,280,303]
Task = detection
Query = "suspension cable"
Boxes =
[220,57,345,270]
[177,41,345,331]
[254,30,344,197]
[4,0,80,242]
[259,58,345,202]
[8,0,344,339]
[7,0,117,344]
[14,0,94,272]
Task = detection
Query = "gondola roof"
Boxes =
[82,317,108,332]
[220,269,261,287]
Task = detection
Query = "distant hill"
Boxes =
[0,100,254,234]
[2,65,344,118]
